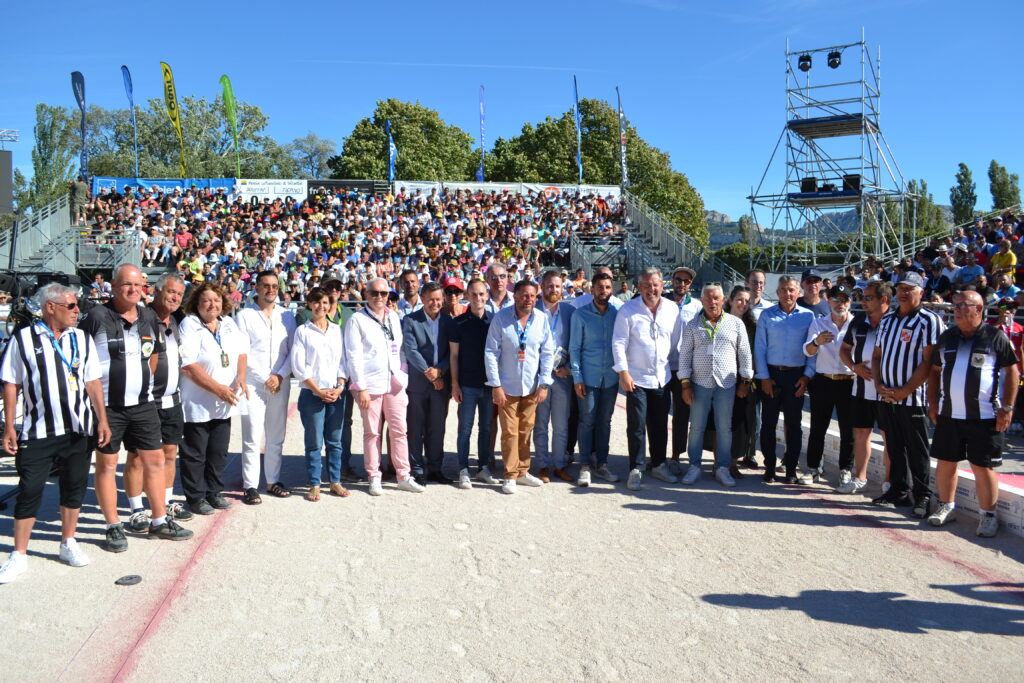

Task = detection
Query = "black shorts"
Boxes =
[930,416,1004,468]
[14,432,94,519]
[850,397,879,429]
[158,403,184,447]
[100,403,163,454]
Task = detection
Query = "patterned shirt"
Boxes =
[677,311,754,389]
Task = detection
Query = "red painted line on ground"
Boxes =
[809,493,1024,605]
[104,400,303,680]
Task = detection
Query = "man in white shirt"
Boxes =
[344,278,424,496]
[484,262,514,314]
[397,269,422,319]
[611,267,681,491]
[802,284,855,484]
[235,270,297,501]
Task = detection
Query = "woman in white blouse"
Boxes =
[290,287,349,502]
[178,283,249,516]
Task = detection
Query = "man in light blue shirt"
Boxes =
[532,270,576,483]
[485,280,554,494]
[754,276,815,483]
[569,271,622,487]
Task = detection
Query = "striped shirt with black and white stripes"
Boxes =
[78,303,164,408]
[934,324,1017,420]
[873,306,945,407]
[151,311,182,409]
[843,312,883,401]
[0,323,102,440]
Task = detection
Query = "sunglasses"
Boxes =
[368,290,389,297]
[51,301,80,310]
[672,277,692,284]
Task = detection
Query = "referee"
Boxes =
[872,271,945,517]
[78,264,192,552]
[0,284,111,583]
[926,289,1018,537]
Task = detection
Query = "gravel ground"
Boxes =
[1,390,1023,682]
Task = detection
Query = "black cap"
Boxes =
[801,268,823,282]
[827,285,851,299]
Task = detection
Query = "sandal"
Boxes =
[305,485,321,502]
[268,482,291,498]
[329,482,351,498]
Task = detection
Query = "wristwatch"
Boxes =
[998,405,1014,416]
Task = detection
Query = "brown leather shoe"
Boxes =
[537,468,551,483]
[552,467,573,482]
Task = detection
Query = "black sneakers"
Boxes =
[207,494,232,510]
[149,518,194,541]
[105,523,128,553]
[189,499,215,516]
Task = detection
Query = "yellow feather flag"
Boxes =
[160,62,187,178]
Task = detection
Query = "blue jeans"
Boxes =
[456,385,494,471]
[687,384,735,469]
[340,387,354,475]
[533,376,572,468]
[577,384,617,468]
[298,388,344,486]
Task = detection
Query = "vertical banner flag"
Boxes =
[160,62,187,178]
[70,71,88,177]
[220,75,241,178]
[573,75,583,185]
[616,86,629,188]
[386,119,398,183]
[121,65,139,178]
[475,85,486,182]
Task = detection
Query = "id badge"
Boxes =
[68,374,79,392]
[517,350,526,363]
[390,343,399,356]
[221,351,230,368]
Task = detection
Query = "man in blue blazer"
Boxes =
[402,282,453,484]
[533,270,577,482]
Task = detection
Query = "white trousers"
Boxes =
[240,379,292,489]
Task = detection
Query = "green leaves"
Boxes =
[949,162,977,225]
[988,160,1021,211]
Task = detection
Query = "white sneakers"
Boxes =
[839,469,853,486]
[577,467,591,487]
[457,469,473,490]
[501,478,517,495]
[651,463,679,483]
[799,470,821,484]
[59,538,90,568]
[928,502,957,527]
[627,468,643,491]
[0,551,28,584]
[397,477,425,493]
[475,467,501,486]
[368,475,384,496]
[836,478,867,495]
[977,512,999,538]
[518,473,544,487]
[715,466,736,488]
[681,465,702,485]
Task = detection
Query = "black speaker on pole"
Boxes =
[800,177,817,193]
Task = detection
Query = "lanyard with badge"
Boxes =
[37,321,82,391]
[365,308,398,356]
[514,313,534,363]
[205,321,230,368]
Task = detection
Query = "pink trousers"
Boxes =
[360,375,411,479]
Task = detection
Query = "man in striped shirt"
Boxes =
[871,271,945,516]
[837,280,892,495]
[79,264,192,552]
[0,284,111,583]
[926,289,1018,537]
[123,274,193,531]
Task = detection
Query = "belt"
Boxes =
[820,373,854,381]
[768,364,802,371]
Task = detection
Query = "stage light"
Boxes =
[827,50,841,69]
[797,54,812,72]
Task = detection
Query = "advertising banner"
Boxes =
[235,178,308,202]
[91,176,236,195]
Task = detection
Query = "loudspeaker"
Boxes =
[800,177,817,193]
[843,174,861,192]
[37,272,70,287]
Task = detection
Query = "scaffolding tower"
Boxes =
[748,31,916,272]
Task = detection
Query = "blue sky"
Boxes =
[2,0,1021,220]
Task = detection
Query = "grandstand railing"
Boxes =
[569,232,625,276]
[0,194,75,273]
[623,190,745,286]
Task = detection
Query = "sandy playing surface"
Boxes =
[1,388,1023,682]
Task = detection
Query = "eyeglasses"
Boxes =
[673,277,692,284]
[953,302,982,310]
[368,290,389,297]
[649,321,661,339]
[50,301,80,310]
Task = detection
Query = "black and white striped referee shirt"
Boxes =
[78,302,164,408]
[843,312,883,401]
[933,324,1016,420]
[0,323,102,440]
[873,306,945,407]
[151,310,182,409]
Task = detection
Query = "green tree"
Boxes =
[28,103,78,209]
[328,99,475,181]
[737,214,756,244]
[288,133,336,179]
[489,99,707,245]
[907,179,948,238]
[949,162,977,224]
[988,159,1021,210]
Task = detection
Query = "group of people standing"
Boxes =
[0,257,1017,583]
